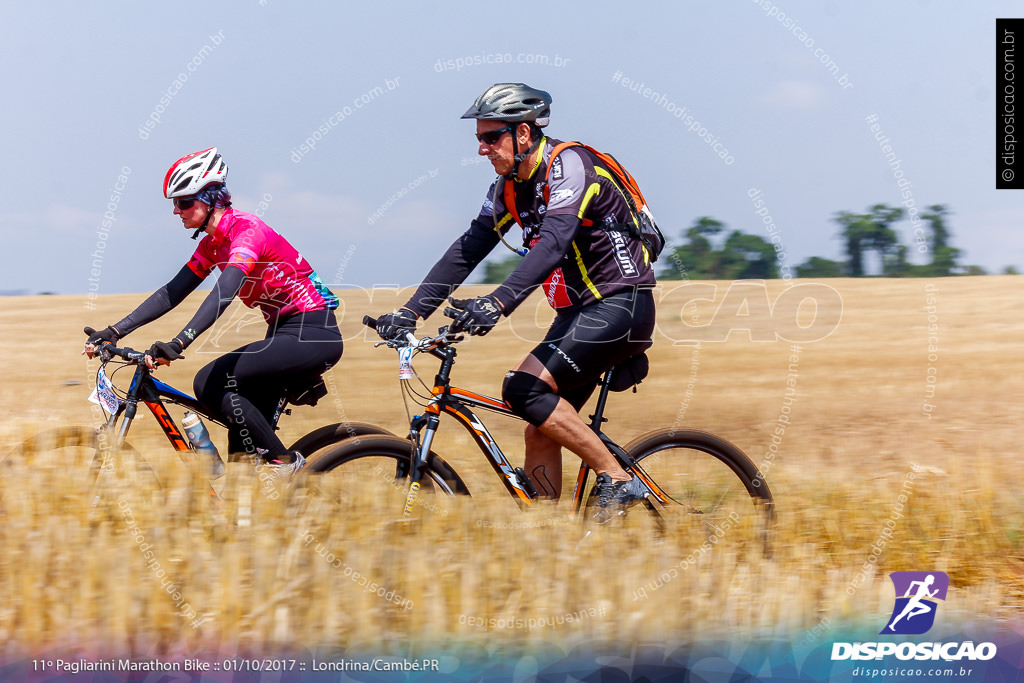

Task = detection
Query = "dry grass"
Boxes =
[0,276,1021,656]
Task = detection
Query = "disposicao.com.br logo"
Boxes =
[882,571,949,635]
[831,571,997,663]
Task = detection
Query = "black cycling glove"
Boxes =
[451,295,503,336]
[375,308,418,341]
[147,339,184,364]
[85,326,121,346]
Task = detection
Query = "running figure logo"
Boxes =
[881,571,949,635]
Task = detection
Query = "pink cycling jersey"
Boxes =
[186,208,338,324]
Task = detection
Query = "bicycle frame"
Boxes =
[403,341,672,513]
[94,348,292,510]
[102,360,222,463]
[100,355,296,465]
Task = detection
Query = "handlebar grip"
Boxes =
[362,315,378,330]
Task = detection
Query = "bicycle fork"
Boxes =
[401,414,437,518]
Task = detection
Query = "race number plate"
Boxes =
[398,346,415,380]
[88,366,121,414]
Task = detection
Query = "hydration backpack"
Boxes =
[503,141,666,262]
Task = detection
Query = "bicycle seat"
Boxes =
[285,376,329,406]
[607,352,649,392]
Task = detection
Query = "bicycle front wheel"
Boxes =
[1,426,158,517]
[613,428,775,554]
[302,434,470,502]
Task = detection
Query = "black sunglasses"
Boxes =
[173,197,199,210]
[475,126,515,145]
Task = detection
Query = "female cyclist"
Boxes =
[84,147,343,474]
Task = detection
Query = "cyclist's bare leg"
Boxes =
[523,425,562,498]
[512,355,631,483]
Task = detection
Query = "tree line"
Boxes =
[481,203,1017,282]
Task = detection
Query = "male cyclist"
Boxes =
[373,83,657,518]
[84,147,343,475]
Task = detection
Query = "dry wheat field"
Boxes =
[0,277,1021,668]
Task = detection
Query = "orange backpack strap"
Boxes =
[543,141,583,198]
[507,141,616,232]
[502,178,522,228]
[544,141,599,226]
[578,144,648,211]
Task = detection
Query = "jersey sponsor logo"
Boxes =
[227,246,259,271]
[549,188,574,203]
[544,267,572,308]
[551,156,563,180]
[545,343,580,373]
[608,230,640,278]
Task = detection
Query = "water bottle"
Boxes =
[181,412,225,479]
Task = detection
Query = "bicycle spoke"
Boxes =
[584,429,774,557]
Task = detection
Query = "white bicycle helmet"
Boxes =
[163,147,228,199]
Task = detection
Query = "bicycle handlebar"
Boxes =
[99,343,148,364]
[84,327,149,365]
[362,313,463,352]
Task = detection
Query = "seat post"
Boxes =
[270,396,289,431]
[588,366,615,432]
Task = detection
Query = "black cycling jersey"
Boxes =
[405,136,656,318]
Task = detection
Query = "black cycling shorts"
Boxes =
[529,287,655,411]
[193,308,343,457]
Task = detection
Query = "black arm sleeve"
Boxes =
[490,213,582,314]
[174,265,247,349]
[404,216,502,319]
[112,265,204,337]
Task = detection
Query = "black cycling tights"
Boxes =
[192,309,344,460]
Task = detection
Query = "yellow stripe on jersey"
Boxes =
[572,241,603,300]
[493,212,513,232]
[524,137,548,181]
[595,166,640,230]
[577,182,601,219]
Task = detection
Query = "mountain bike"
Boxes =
[303,313,776,550]
[1,332,390,512]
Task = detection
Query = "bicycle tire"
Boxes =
[287,421,395,458]
[587,428,775,554]
[1,426,159,516]
[303,434,470,497]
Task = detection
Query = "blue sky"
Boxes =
[1,1,1019,295]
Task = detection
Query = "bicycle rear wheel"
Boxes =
[287,421,395,459]
[588,428,775,555]
[302,434,470,504]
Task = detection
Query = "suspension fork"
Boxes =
[402,412,440,518]
[102,363,150,448]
